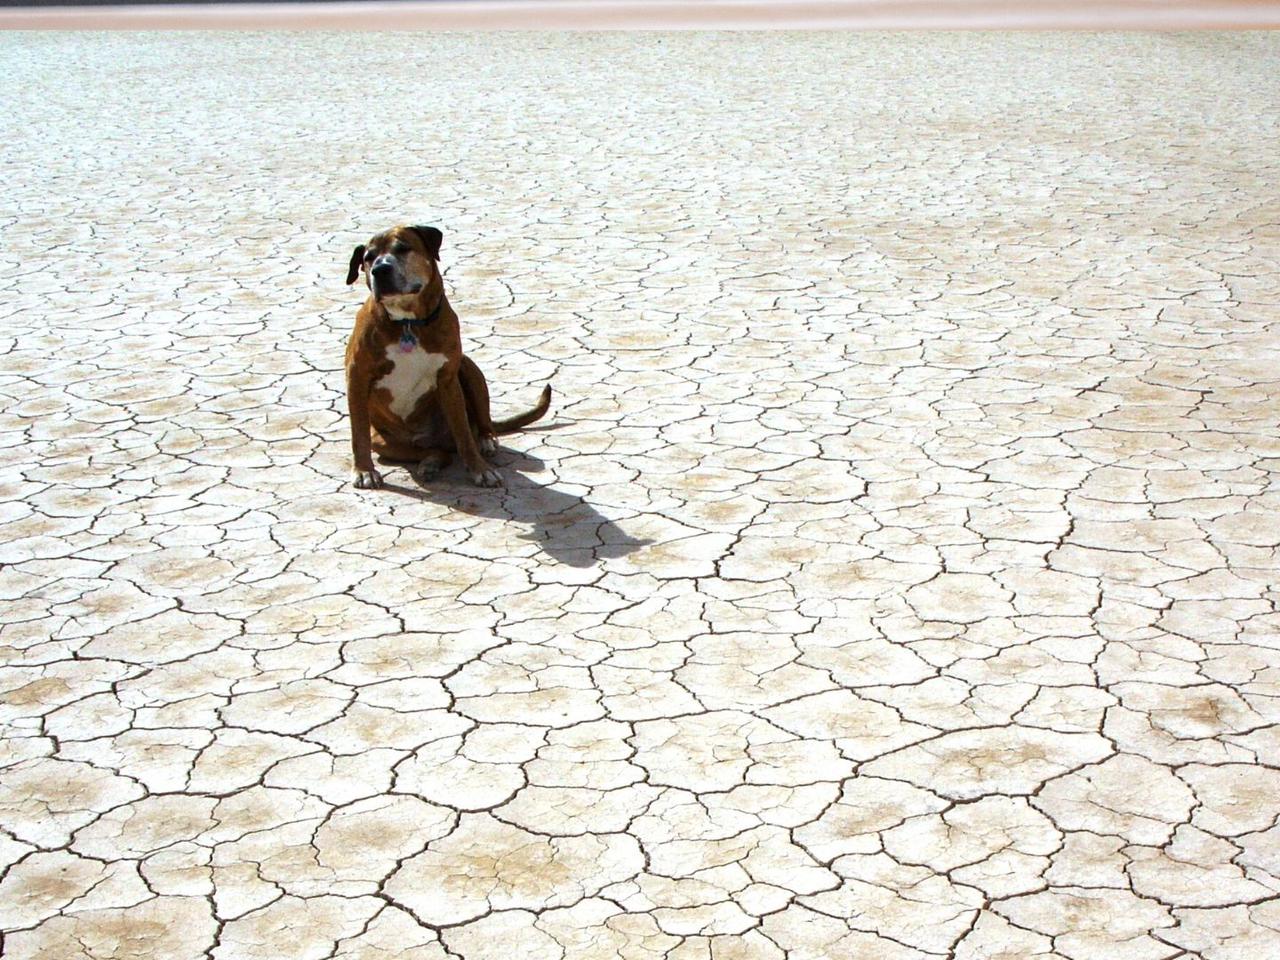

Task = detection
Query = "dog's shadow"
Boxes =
[379,438,651,568]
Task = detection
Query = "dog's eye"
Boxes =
[363,250,374,263]
[392,243,410,255]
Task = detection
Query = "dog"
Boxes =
[343,224,550,489]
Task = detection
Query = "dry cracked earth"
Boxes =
[2,29,1279,960]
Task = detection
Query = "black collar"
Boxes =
[386,293,443,328]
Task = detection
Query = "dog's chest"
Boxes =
[377,341,448,418]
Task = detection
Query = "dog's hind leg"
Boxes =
[409,448,452,481]
[459,356,498,452]
[371,431,452,480]
[370,430,425,464]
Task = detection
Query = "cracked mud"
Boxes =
[2,30,1279,960]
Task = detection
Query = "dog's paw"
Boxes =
[479,435,499,454]
[351,468,384,490]
[411,458,442,481]
[469,467,503,488]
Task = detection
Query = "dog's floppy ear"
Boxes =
[411,225,443,262]
[346,244,365,285]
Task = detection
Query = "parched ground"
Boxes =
[2,29,1279,960]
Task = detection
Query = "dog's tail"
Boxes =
[492,384,552,435]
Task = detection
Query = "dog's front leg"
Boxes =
[439,371,500,487]
[346,369,383,489]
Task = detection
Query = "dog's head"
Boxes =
[345,225,443,307]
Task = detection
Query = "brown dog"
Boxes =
[343,225,550,489]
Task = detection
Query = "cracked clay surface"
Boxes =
[2,29,1280,960]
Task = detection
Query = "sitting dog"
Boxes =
[343,224,550,489]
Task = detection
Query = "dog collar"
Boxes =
[392,297,442,352]
[392,296,442,327]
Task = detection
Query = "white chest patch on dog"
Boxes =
[378,345,447,418]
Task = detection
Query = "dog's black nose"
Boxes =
[371,262,394,278]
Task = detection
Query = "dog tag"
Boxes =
[398,327,416,353]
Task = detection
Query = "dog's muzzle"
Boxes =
[369,257,423,300]
[370,260,398,298]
